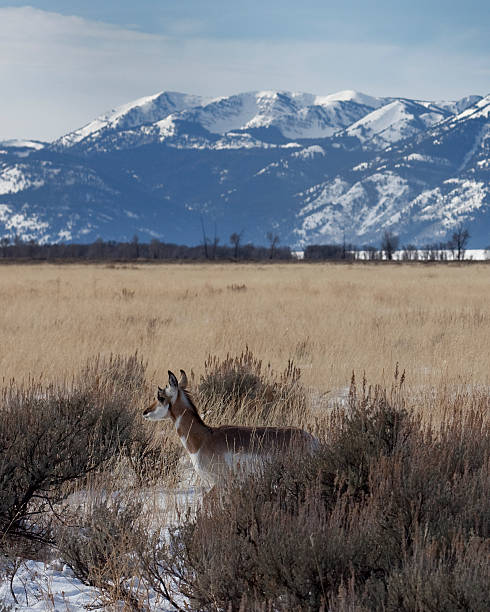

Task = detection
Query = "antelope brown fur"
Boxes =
[143,369,317,486]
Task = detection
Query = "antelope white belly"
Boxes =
[224,451,266,475]
[189,449,218,486]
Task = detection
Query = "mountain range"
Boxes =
[0,89,489,247]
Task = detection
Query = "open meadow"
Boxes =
[1,261,489,393]
[1,261,489,611]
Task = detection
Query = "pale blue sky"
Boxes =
[1,1,489,140]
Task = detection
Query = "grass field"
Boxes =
[0,261,488,393]
[1,261,489,610]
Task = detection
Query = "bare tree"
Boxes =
[0,236,9,258]
[266,232,280,259]
[149,238,161,259]
[381,230,400,260]
[211,223,220,259]
[448,224,470,261]
[363,245,379,260]
[211,236,220,260]
[200,217,209,259]
[402,244,418,261]
[230,231,243,259]
[341,233,347,259]
[131,234,140,258]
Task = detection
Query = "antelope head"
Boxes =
[143,369,188,421]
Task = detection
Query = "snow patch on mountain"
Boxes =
[452,94,490,122]
[414,179,487,227]
[293,145,325,159]
[0,139,46,150]
[212,133,275,150]
[296,179,369,242]
[404,153,435,163]
[352,162,370,171]
[318,90,386,108]
[459,123,490,171]
[156,119,279,150]
[0,165,44,194]
[360,172,411,231]
[435,95,483,115]
[156,116,177,139]
[0,204,49,240]
[295,171,412,244]
[295,165,488,247]
[345,100,448,148]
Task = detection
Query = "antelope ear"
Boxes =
[157,386,165,397]
[168,370,179,389]
[179,369,188,389]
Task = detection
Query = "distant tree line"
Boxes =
[304,225,474,261]
[303,241,357,260]
[0,234,292,261]
[0,225,478,262]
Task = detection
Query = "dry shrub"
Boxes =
[127,426,183,488]
[56,483,190,612]
[323,369,411,498]
[380,534,488,612]
[0,354,146,551]
[198,348,307,428]
[56,492,147,610]
[137,377,489,611]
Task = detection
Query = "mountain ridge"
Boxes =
[0,89,488,247]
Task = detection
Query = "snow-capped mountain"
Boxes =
[295,95,490,246]
[162,90,388,140]
[0,89,488,247]
[51,89,390,155]
[56,91,209,149]
[342,99,451,149]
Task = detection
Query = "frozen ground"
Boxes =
[0,558,189,611]
[0,487,201,611]
[0,560,100,611]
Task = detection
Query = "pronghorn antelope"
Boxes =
[143,369,317,486]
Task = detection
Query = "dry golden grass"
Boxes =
[1,263,488,611]
[0,262,488,397]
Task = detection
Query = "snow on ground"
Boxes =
[291,249,489,260]
[0,486,201,611]
[354,248,489,261]
[0,560,100,611]
[0,558,188,611]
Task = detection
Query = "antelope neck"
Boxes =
[171,391,209,454]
